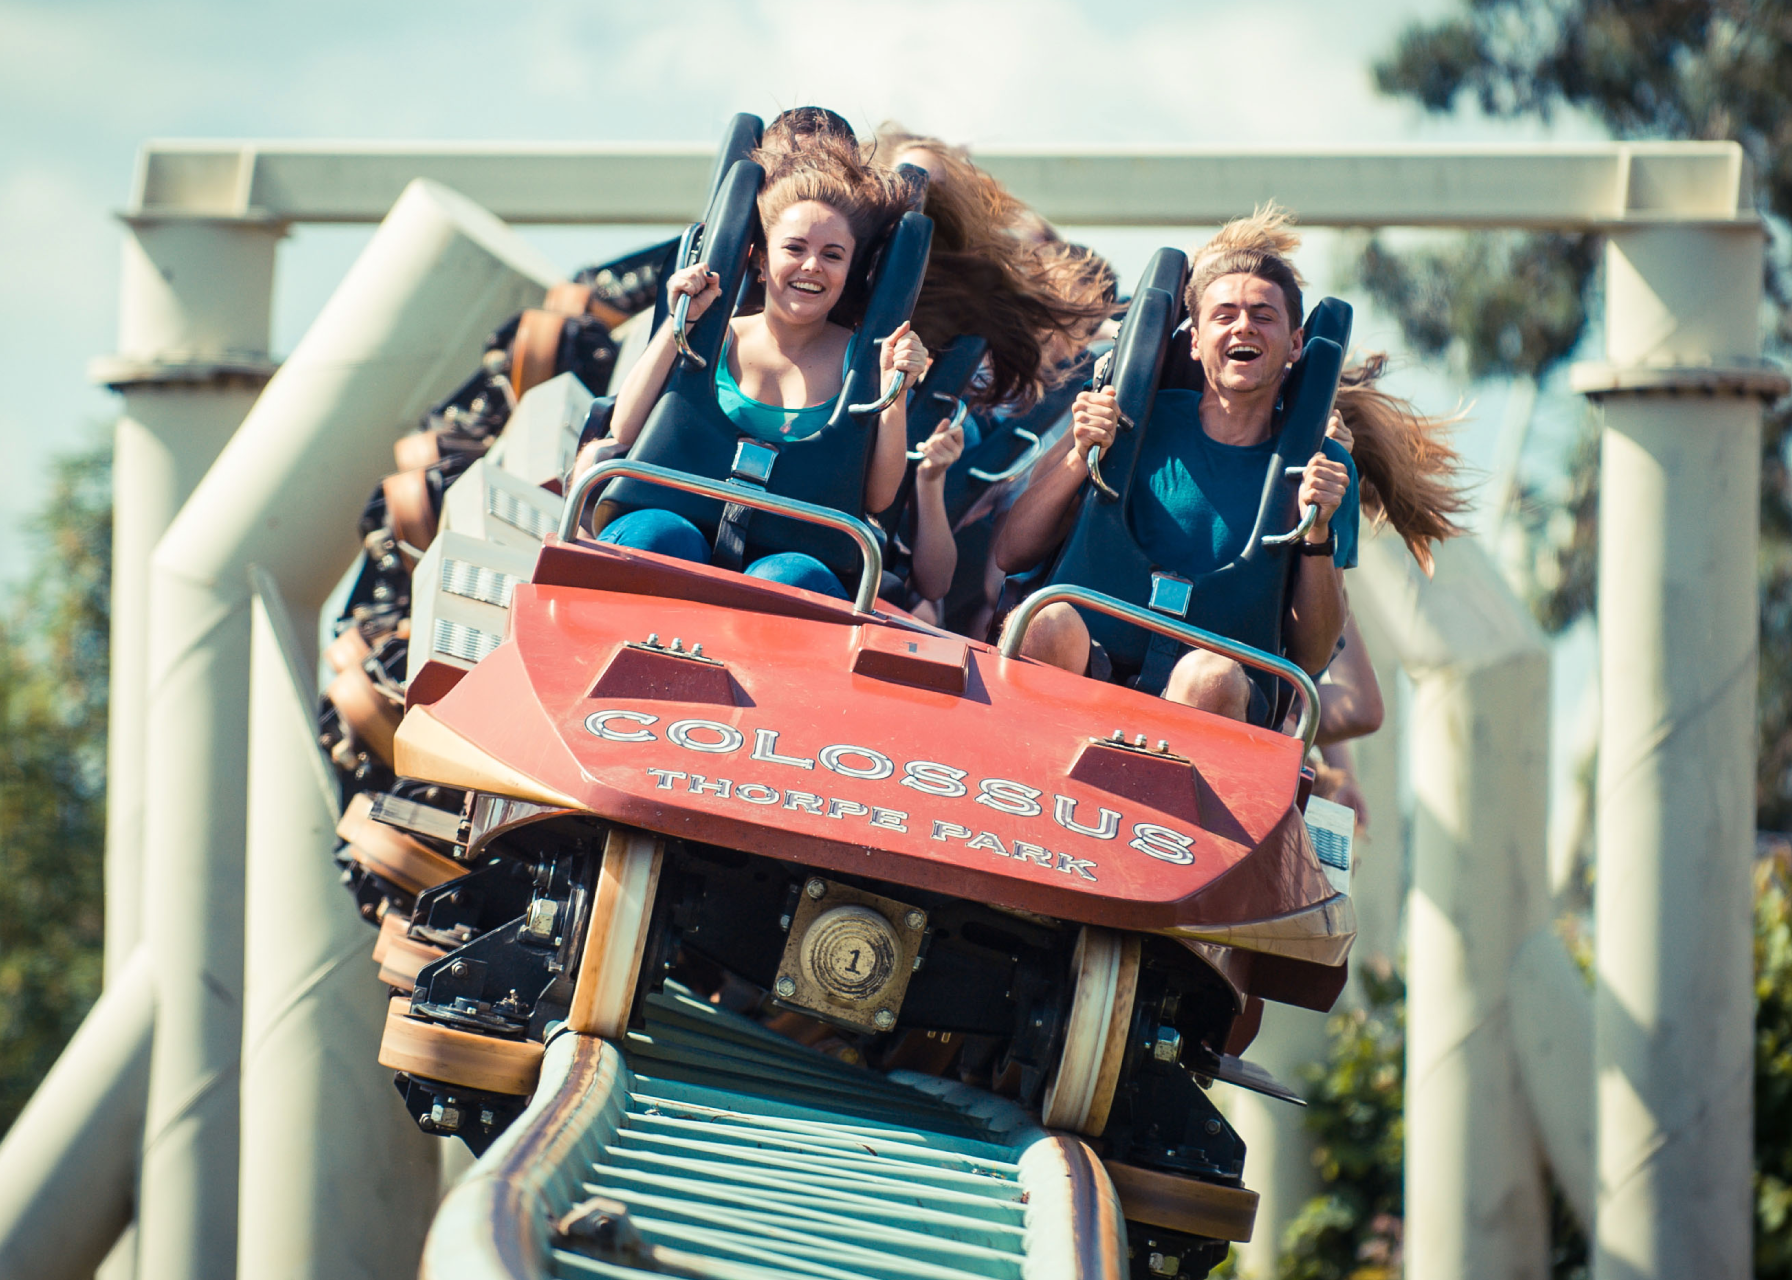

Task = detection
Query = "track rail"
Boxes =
[424,985,1127,1280]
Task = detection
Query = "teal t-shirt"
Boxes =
[715,330,858,444]
[1130,388,1359,578]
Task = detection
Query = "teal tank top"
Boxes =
[716,330,857,444]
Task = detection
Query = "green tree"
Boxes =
[1276,969,1407,1280]
[1312,4,1792,1276]
[1369,0,1792,829]
[0,442,111,1136]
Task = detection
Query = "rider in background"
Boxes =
[876,125,1113,419]
[602,136,927,598]
[995,206,1357,721]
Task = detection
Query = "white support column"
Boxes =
[0,947,152,1280]
[135,179,555,1280]
[1352,531,1551,1280]
[1226,1005,1328,1279]
[94,218,282,982]
[1574,224,1783,1280]
[239,570,438,1280]
[1343,598,1408,982]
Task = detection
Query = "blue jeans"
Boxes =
[597,508,848,600]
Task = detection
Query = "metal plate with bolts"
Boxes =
[773,877,927,1034]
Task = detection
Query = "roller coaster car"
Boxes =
[366,120,1355,1278]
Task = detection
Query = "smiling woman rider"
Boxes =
[602,138,925,599]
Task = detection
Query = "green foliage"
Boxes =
[1756,849,1792,1278]
[1353,233,1597,384]
[1275,969,1405,1280]
[1348,230,1603,631]
[1368,0,1792,827]
[0,442,111,1137]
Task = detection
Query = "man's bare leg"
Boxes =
[1163,649,1252,720]
[1005,600,1090,674]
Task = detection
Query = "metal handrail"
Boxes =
[670,222,706,369]
[558,458,885,614]
[670,293,705,369]
[968,426,1042,484]
[847,369,908,416]
[1262,503,1320,547]
[905,393,971,461]
[997,583,1320,751]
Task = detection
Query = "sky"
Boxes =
[0,0,1614,584]
[0,0,1616,855]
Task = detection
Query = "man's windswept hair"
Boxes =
[1190,204,1470,575]
[1186,202,1306,326]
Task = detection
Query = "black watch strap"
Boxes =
[1297,529,1337,557]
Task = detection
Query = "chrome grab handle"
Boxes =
[671,293,706,370]
[670,222,706,370]
[1261,503,1319,547]
[559,459,885,614]
[967,426,1042,484]
[848,369,908,417]
[906,393,971,461]
[1084,443,1119,501]
[998,583,1319,752]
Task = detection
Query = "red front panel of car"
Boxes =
[421,541,1332,932]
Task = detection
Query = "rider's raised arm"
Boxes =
[1281,447,1352,673]
[993,386,1116,574]
[864,322,929,513]
[608,264,721,448]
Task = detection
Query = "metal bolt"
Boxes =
[525,898,558,940]
[904,909,925,931]
[775,975,797,998]
[1135,733,1148,747]
[479,1108,495,1129]
[1152,1026,1182,1063]
[691,643,704,657]
[1156,739,1169,753]
[430,1102,462,1132]
[645,633,660,647]
[1147,1251,1180,1276]
[670,638,683,652]
[873,1009,896,1031]
[1205,1118,1223,1136]
[805,877,827,900]
[778,913,792,931]
[449,960,469,978]
[1111,728,1125,741]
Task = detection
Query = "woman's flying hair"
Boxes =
[761,106,859,158]
[1186,202,1306,327]
[874,124,1113,410]
[1335,352,1470,576]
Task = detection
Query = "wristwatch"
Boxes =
[1297,529,1337,557]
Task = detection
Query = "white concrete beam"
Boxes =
[126,140,1754,229]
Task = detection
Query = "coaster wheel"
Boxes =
[1103,1158,1260,1244]
[377,996,543,1095]
[567,826,664,1040]
[1041,927,1142,1136]
[393,430,443,472]
[324,666,403,765]
[381,467,438,566]
[336,792,461,895]
[510,309,565,399]
[324,625,372,674]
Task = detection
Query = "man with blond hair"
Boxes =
[993,206,1359,723]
